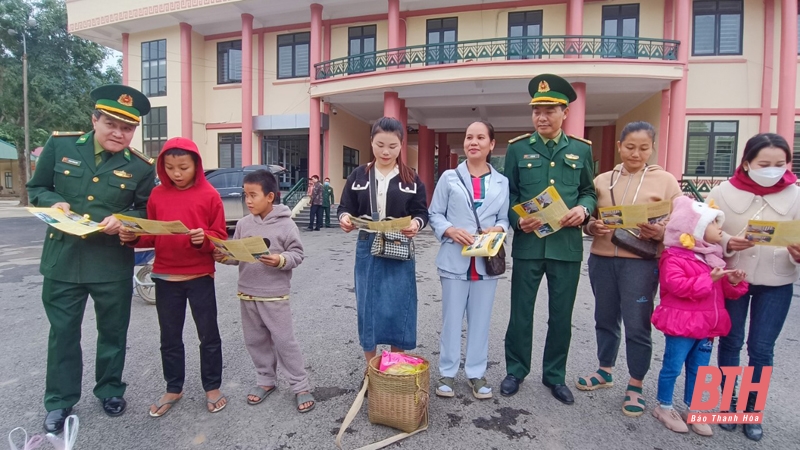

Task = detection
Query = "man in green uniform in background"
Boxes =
[27,85,155,433]
[322,177,335,227]
[500,74,597,405]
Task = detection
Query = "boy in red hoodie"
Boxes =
[120,137,228,417]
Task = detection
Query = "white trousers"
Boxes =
[438,277,498,379]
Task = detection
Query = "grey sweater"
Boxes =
[225,204,304,297]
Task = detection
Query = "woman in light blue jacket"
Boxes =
[429,121,510,399]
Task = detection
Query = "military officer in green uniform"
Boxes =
[500,74,597,405]
[26,85,155,433]
[322,177,335,227]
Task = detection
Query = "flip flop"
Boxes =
[207,394,227,413]
[247,386,276,405]
[296,392,315,413]
[149,394,182,418]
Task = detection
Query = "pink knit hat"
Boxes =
[664,195,726,268]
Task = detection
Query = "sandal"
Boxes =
[436,377,455,398]
[296,392,316,413]
[468,377,492,400]
[247,386,275,405]
[576,369,614,391]
[148,394,182,418]
[206,394,227,413]
[622,386,646,417]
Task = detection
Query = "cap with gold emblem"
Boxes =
[90,84,151,125]
[528,74,577,106]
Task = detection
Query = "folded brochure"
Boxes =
[114,214,190,235]
[744,220,800,246]
[348,215,412,233]
[511,186,569,238]
[461,231,506,257]
[208,236,270,263]
[28,207,104,236]
[597,200,671,229]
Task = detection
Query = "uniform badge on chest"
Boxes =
[522,154,540,159]
[113,170,133,179]
[61,157,82,167]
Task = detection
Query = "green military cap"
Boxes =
[528,74,577,106]
[90,84,151,125]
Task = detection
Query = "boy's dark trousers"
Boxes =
[322,206,331,227]
[154,276,223,393]
[308,205,323,230]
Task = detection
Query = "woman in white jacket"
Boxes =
[429,121,509,400]
[706,133,800,442]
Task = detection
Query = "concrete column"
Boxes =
[322,23,332,178]
[180,23,193,139]
[759,0,775,133]
[449,152,459,169]
[418,126,435,205]
[308,4,323,179]
[566,0,583,57]
[658,89,671,168]
[601,125,617,173]
[437,132,449,176]
[383,92,401,120]
[665,0,690,178]
[388,0,400,68]
[122,33,129,85]
[776,0,798,146]
[241,14,254,166]
[563,82,586,137]
[399,99,408,162]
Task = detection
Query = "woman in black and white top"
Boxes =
[337,117,429,367]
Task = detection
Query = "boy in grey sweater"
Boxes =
[213,170,315,413]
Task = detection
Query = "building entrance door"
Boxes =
[262,135,309,189]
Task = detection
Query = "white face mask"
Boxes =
[747,166,786,187]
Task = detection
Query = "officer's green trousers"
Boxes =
[504,258,581,385]
[42,277,132,411]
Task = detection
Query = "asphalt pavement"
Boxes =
[1,203,798,450]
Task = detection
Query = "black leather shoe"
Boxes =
[44,408,72,433]
[719,396,738,431]
[743,423,763,441]
[102,397,127,417]
[543,381,575,405]
[500,375,523,397]
[719,423,737,431]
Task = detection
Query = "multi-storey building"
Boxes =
[65,0,799,198]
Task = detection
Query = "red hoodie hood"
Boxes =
[156,137,209,190]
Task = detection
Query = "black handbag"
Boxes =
[368,165,414,261]
[455,171,506,276]
[608,166,658,260]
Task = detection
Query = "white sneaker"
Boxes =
[652,406,689,433]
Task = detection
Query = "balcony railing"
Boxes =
[315,35,680,80]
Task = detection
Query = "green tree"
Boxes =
[0,0,120,206]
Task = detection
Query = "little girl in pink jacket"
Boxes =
[651,196,748,437]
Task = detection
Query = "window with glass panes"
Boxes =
[602,4,639,58]
[4,172,11,189]
[685,121,738,176]
[426,18,458,65]
[141,40,167,97]
[508,11,543,60]
[217,40,242,84]
[218,133,242,168]
[692,0,743,56]
[277,33,310,79]
[348,25,377,73]
[141,107,167,158]
[792,122,800,176]
[343,146,359,178]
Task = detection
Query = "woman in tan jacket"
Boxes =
[707,133,800,442]
[576,122,682,418]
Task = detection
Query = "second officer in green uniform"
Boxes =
[27,84,156,433]
[500,74,597,405]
